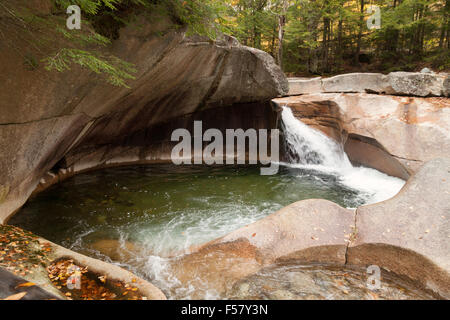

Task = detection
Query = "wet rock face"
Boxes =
[276,100,347,145]
[228,264,435,300]
[0,13,287,223]
[348,158,450,299]
[273,94,450,177]
[344,134,410,180]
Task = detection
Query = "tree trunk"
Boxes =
[277,0,288,70]
[440,0,449,48]
[356,0,365,64]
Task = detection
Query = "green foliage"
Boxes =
[43,48,137,88]
[223,0,283,51]
[4,0,449,80]
[171,0,231,39]
[24,53,39,71]
[54,0,124,15]
[216,0,449,74]
[3,0,234,87]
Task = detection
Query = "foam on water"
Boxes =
[280,106,405,205]
[134,202,275,257]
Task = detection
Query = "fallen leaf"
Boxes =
[368,292,379,300]
[3,292,27,300]
[16,282,36,288]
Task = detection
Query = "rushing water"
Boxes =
[12,164,374,258]
[279,106,406,204]
[10,107,414,299]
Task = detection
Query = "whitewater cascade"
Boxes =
[280,106,405,205]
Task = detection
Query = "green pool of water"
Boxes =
[10,163,425,300]
[11,164,368,256]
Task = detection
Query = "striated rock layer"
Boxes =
[0,12,287,223]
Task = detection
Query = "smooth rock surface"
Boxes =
[288,77,322,95]
[90,239,143,262]
[287,72,449,97]
[205,199,355,265]
[344,134,411,180]
[46,238,167,300]
[348,158,450,299]
[322,73,388,94]
[173,200,355,297]
[386,72,446,97]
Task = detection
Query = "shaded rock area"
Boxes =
[348,157,450,299]
[228,264,435,300]
[344,134,411,180]
[273,94,450,177]
[0,267,61,300]
[0,6,287,223]
[288,72,449,97]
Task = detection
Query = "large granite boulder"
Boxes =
[0,8,287,223]
[288,72,449,97]
[348,158,450,299]
[288,77,322,95]
[386,72,447,97]
[171,200,355,297]
[322,73,388,94]
[204,199,355,265]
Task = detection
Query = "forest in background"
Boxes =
[2,0,449,81]
[218,0,450,75]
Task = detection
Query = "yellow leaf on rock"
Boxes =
[16,282,35,288]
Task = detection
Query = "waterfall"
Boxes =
[280,106,405,205]
[281,106,352,170]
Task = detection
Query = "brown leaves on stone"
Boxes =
[47,259,145,300]
[0,225,50,277]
